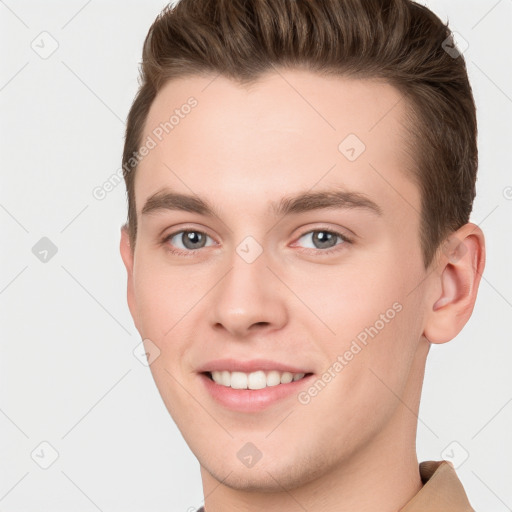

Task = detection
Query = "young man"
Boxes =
[119,0,485,510]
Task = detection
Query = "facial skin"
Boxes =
[120,69,485,511]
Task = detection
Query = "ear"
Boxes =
[423,222,486,344]
[119,224,139,331]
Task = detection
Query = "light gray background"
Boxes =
[1,0,511,510]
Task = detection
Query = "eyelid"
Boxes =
[161,225,217,255]
[161,224,354,256]
[292,224,355,242]
[290,226,353,255]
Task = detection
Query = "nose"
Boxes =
[209,247,288,339]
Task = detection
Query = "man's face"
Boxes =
[121,70,433,491]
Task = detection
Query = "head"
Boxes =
[120,0,485,499]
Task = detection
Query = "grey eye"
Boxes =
[297,230,343,250]
[170,231,213,250]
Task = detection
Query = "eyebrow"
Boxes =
[141,187,383,218]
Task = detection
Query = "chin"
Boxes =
[204,463,294,492]
[199,450,325,493]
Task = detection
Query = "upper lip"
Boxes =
[197,358,312,374]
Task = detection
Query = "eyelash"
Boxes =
[160,227,353,257]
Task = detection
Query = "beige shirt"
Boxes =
[196,460,474,511]
[400,460,474,511]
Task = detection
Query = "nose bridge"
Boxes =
[210,239,287,336]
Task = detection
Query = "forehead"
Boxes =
[135,69,418,221]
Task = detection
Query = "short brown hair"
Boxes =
[122,0,478,268]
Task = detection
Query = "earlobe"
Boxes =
[423,223,486,344]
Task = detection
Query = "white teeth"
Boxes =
[230,371,248,389]
[266,370,281,387]
[280,372,293,384]
[221,370,230,387]
[209,370,308,389]
[248,370,267,390]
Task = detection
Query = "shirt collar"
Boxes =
[399,460,474,511]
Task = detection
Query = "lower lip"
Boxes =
[199,372,314,412]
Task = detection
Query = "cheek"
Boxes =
[133,275,173,339]
[290,255,423,393]
[285,255,408,340]
[132,251,203,339]
[298,299,421,450]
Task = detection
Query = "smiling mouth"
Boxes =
[203,370,313,390]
